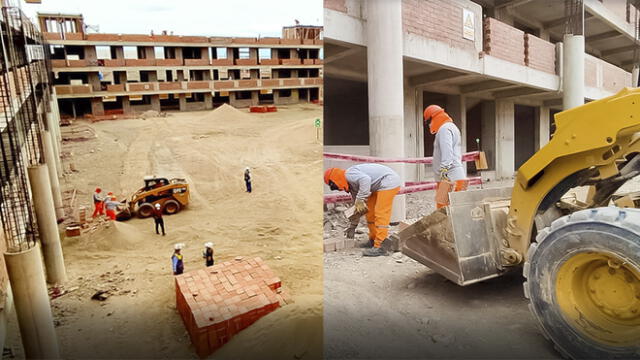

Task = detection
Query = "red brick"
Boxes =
[156,58,183,66]
[86,33,120,41]
[184,59,210,66]
[211,59,234,66]
[235,59,258,66]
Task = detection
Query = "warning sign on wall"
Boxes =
[463,9,475,41]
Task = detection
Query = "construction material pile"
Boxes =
[175,257,292,357]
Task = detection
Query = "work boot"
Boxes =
[363,246,387,257]
[359,239,374,248]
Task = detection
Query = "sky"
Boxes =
[19,0,323,38]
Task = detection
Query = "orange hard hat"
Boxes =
[111,196,116,200]
[424,105,452,135]
[95,188,101,193]
[324,168,349,192]
[107,192,113,195]
[423,105,443,121]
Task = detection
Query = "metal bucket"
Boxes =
[398,186,513,286]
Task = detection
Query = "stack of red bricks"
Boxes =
[524,33,556,74]
[175,257,292,358]
[249,105,277,113]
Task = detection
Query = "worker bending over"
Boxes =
[423,105,467,208]
[104,196,120,221]
[324,164,401,257]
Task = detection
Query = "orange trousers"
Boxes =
[436,179,468,209]
[365,187,400,248]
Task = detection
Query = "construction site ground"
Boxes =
[8,104,323,359]
[323,186,563,359]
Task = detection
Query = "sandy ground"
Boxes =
[7,104,323,359]
[323,189,563,360]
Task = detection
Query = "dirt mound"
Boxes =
[206,103,255,122]
[138,110,166,119]
[65,221,145,251]
[216,295,322,360]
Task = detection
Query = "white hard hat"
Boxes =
[245,167,250,171]
[155,203,161,209]
[204,242,213,248]
[174,243,184,250]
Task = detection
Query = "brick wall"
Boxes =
[324,0,347,13]
[601,59,631,92]
[524,34,555,74]
[402,0,479,52]
[483,17,525,66]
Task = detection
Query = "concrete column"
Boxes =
[251,91,259,106]
[562,34,585,110]
[204,92,213,109]
[143,46,155,59]
[538,106,550,149]
[5,243,60,358]
[27,164,67,284]
[366,0,405,222]
[90,98,104,116]
[227,48,235,61]
[179,94,187,111]
[271,48,279,60]
[45,112,62,179]
[290,89,299,103]
[249,48,258,59]
[117,71,127,84]
[84,46,97,62]
[175,47,183,61]
[147,71,158,82]
[42,131,64,220]
[201,47,211,60]
[290,48,299,59]
[229,92,238,107]
[122,96,132,114]
[88,72,101,92]
[446,94,467,153]
[495,100,515,179]
[273,90,281,105]
[633,65,639,87]
[113,46,124,59]
[150,95,161,112]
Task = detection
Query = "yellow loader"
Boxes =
[115,176,189,220]
[397,88,640,358]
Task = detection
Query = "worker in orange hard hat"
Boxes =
[423,105,468,208]
[325,164,401,257]
[104,196,120,221]
[92,187,104,218]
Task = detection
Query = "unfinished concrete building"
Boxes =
[324,0,638,184]
[38,13,323,118]
[0,2,66,358]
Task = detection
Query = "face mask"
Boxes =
[329,180,340,191]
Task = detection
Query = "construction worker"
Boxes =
[423,105,467,208]
[324,164,401,257]
[153,203,165,236]
[171,243,184,275]
[202,242,214,267]
[104,196,120,221]
[92,188,104,218]
[244,167,252,193]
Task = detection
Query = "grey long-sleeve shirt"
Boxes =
[345,164,401,201]
[433,122,465,181]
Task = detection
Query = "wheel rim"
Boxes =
[165,202,178,214]
[556,251,640,347]
[139,206,153,217]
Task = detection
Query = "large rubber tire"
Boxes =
[163,199,181,215]
[137,203,155,219]
[524,207,640,359]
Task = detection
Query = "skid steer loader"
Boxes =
[397,88,640,359]
[115,176,189,220]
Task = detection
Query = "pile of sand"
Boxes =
[65,221,145,251]
[206,104,255,122]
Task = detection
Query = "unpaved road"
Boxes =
[6,104,324,359]
[323,190,561,360]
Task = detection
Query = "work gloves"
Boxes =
[439,167,450,181]
[344,223,357,239]
[355,199,368,214]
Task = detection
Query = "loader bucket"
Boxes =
[398,187,513,286]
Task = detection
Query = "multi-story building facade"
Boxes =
[324,0,638,185]
[38,13,323,118]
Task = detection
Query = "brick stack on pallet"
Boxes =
[175,257,292,358]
